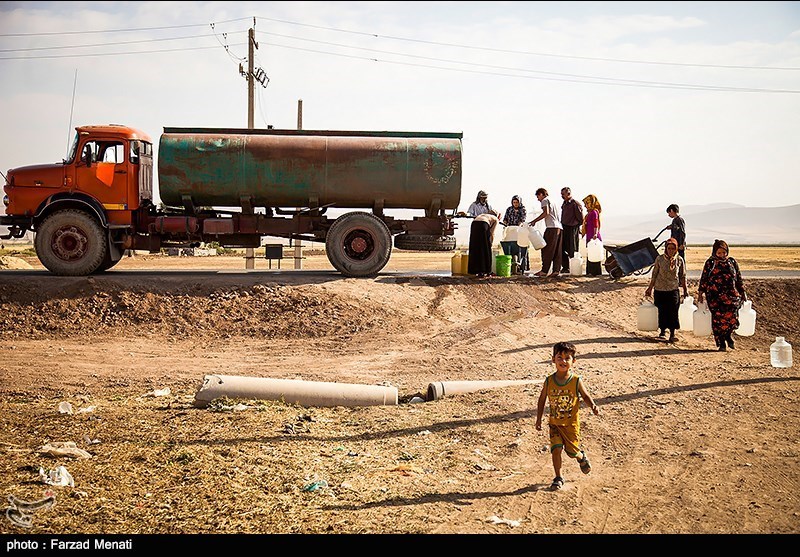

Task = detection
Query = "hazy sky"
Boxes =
[1,1,799,220]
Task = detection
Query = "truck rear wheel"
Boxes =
[34,209,107,276]
[394,233,456,251]
[325,212,392,277]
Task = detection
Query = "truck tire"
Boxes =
[93,252,121,273]
[325,212,392,278]
[34,209,107,276]
[394,233,456,251]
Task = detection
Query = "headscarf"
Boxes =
[664,238,679,270]
[475,190,488,203]
[712,239,729,259]
[581,194,601,235]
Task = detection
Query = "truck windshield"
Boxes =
[65,132,79,163]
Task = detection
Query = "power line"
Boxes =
[0,43,246,60]
[259,41,800,94]
[255,15,800,72]
[0,31,246,53]
[0,17,251,37]
[263,32,800,93]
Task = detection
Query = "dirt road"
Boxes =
[0,250,798,536]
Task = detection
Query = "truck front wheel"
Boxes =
[35,209,107,276]
[325,212,392,277]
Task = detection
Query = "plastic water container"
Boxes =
[735,300,756,336]
[693,301,712,337]
[679,296,697,331]
[569,254,583,276]
[503,226,519,243]
[451,252,463,276]
[516,225,531,248]
[587,239,603,263]
[491,247,501,274]
[637,299,658,331]
[770,337,793,368]
[461,253,470,275]
[495,255,512,277]
[529,228,546,250]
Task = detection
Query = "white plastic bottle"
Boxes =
[770,337,793,368]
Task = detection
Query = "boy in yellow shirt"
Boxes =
[535,341,600,490]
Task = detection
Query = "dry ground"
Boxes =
[0,247,798,538]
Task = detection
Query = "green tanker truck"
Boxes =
[1,125,463,277]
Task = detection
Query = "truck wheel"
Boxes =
[394,233,456,251]
[93,252,121,273]
[34,209,107,276]
[325,212,392,277]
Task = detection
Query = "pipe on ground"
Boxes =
[194,374,398,408]
[427,379,542,402]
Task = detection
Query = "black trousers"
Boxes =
[654,289,680,331]
[561,224,580,272]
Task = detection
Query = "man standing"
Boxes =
[529,187,563,277]
[665,204,686,261]
[560,187,584,273]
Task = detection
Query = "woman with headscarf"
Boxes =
[467,213,499,278]
[697,239,747,352]
[502,195,529,272]
[645,238,688,343]
[581,194,603,276]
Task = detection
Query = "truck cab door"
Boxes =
[74,139,129,210]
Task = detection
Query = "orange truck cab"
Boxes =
[1,125,154,274]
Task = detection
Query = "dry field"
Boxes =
[0,244,798,543]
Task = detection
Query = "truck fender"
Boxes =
[34,193,108,229]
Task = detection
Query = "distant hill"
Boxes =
[603,204,800,246]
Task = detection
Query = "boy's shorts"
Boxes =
[549,423,581,457]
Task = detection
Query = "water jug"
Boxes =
[587,239,603,263]
[529,228,547,250]
[503,225,519,243]
[516,225,531,248]
[770,337,793,368]
[451,252,463,276]
[461,253,470,275]
[491,247,501,274]
[637,299,658,331]
[692,301,712,337]
[735,300,756,336]
[569,254,583,276]
[679,296,697,331]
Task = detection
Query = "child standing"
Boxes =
[535,341,600,490]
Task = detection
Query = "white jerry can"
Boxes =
[693,301,712,337]
[637,299,658,331]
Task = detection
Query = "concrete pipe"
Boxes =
[427,379,542,402]
[194,374,399,408]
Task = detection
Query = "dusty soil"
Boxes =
[0,249,798,537]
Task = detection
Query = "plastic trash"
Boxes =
[409,396,425,404]
[487,515,521,527]
[5,494,56,529]
[39,466,74,487]
[38,441,92,459]
[302,480,328,492]
[57,402,74,415]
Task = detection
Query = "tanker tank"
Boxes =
[157,127,462,211]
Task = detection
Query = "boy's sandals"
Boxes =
[578,452,592,474]
[550,476,564,491]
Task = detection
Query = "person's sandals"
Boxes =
[534,271,547,277]
[668,331,676,343]
[658,330,666,339]
[726,334,735,349]
[550,476,564,490]
[578,452,592,474]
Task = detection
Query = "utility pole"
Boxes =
[238,21,269,270]
[295,99,303,269]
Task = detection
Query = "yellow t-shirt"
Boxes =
[545,372,581,427]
